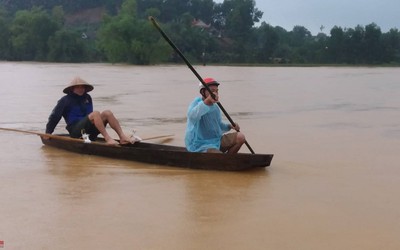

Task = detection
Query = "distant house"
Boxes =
[191,19,211,29]
[191,18,235,48]
[191,18,222,38]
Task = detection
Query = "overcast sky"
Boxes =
[215,0,400,35]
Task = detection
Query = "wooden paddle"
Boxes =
[0,127,174,146]
[149,16,255,154]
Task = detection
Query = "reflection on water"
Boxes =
[122,117,187,126]
[317,121,372,129]
[1,62,400,249]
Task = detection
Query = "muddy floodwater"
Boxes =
[0,62,399,249]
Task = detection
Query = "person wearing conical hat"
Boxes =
[185,77,245,153]
[45,76,136,145]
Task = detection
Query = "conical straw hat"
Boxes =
[63,76,94,94]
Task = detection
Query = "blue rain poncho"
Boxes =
[185,97,231,152]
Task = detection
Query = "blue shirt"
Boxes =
[185,97,231,152]
[46,93,93,134]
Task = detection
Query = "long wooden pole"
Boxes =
[149,16,255,154]
[0,127,88,142]
[0,127,173,146]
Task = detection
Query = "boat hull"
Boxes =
[40,135,273,171]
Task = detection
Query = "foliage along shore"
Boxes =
[0,0,399,65]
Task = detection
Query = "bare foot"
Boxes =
[105,138,119,145]
[119,135,135,145]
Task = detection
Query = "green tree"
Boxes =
[10,7,59,60]
[2,0,400,65]
[97,14,135,63]
[381,28,400,63]
[47,29,87,62]
[46,5,88,62]
[328,26,345,63]
[289,26,312,47]
[343,25,365,63]
[216,0,262,37]
[164,0,189,22]
[286,26,313,63]
[364,23,383,63]
[215,0,263,62]
[251,22,279,63]
[188,0,215,24]
[0,7,11,59]
[271,26,293,62]
[97,0,170,64]
[51,5,64,26]
[136,0,162,18]
[313,32,329,63]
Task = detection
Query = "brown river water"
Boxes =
[0,62,399,249]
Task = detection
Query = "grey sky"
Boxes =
[215,0,400,35]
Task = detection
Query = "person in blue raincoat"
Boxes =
[185,77,245,154]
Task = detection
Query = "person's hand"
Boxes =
[231,123,240,131]
[204,91,219,105]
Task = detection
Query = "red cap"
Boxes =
[199,77,219,89]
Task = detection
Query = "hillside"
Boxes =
[0,0,121,13]
[64,6,105,26]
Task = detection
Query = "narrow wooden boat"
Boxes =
[40,135,273,171]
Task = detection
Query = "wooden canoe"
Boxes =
[40,135,273,171]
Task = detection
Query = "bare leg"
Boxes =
[206,148,223,153]
[227,132,246,154]
[99,110,132,144]
[88,111,119,145]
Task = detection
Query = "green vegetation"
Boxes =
[0,0,399,65]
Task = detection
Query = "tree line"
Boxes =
[0,0,399,65]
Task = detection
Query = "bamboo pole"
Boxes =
[0,127,174,146]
